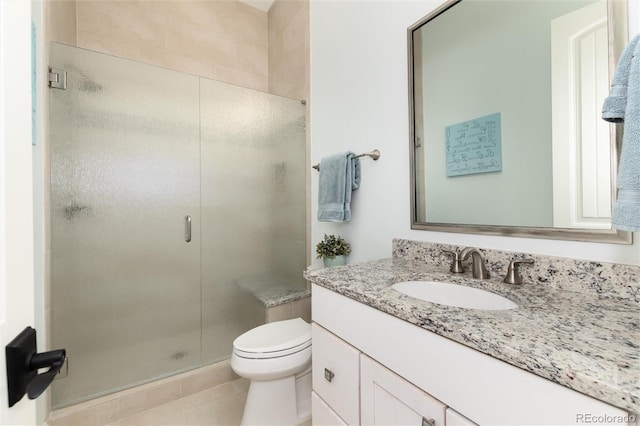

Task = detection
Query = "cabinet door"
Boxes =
[361,355,446,426]
[312,323,360,425]
[312,392,348,426]
[446,408,478,426]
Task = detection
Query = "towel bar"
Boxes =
[312,149,380,171]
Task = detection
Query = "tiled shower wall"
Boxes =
[48,0,268,90]
[268,0,309,100]
[44,0,312,325]
[268,0,311,281]
[45,1,311,277]
[46,0,310,98]
[43,0,311,419]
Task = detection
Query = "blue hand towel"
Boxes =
[602,35,640,122]
[318,152,361,222]
[603,34,640,231]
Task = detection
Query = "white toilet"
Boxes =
[231,318,312,426]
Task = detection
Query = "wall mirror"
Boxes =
[409,0,632,243]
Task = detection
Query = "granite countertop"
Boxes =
[304,258,640,414]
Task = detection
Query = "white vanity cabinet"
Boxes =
[445,408,478,426]
[311,284,634,426]
[312,323,360,425]
[360,355,447,426]
[312,322,448,426]
[312,392,348,426]
[312,322,463,426]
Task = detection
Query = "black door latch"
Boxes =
[5,326,66,407]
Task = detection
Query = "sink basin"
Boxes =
[391,281,517,310]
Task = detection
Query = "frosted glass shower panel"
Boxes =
[49,43,201,407]
[200,79,306,364]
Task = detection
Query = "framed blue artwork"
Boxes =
[445,112,502,177]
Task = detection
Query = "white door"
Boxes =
[551,0,611,229]
[0,0,37,424]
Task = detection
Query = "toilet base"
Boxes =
[241,369,312,426]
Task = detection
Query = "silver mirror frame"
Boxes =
[408,0,632,244]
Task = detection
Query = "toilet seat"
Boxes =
[230,318,313,425]
[233,318,311,360]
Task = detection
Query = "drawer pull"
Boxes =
[324,368,335,382]
[422,418,436,426]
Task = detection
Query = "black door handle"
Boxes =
[5,327,66,407]
[27,349,66,399]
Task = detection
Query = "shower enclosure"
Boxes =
[49,43,307,408]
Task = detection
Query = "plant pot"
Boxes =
[323,255,347,268]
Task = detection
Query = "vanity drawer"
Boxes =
[312,323,360,425]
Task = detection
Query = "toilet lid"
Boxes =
[233,318,311,357]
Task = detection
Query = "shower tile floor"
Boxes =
[50,377,313,426]
[103,378,248,425]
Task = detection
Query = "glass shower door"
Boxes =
[200,79,307,364]
[49,43,201,408]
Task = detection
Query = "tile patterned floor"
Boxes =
[49,375,313,426]
[105,378,248,426]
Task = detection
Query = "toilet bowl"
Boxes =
[231,318,312,426]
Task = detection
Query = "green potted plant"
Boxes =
[316,234,351,267]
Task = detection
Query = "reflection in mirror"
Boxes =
[409,0,632,243]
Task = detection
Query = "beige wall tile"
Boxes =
[237,40,269,77]
[148,48,218,82]
[164,25,236,70]
[265,296,311,323]
[73,0,270,92]
[235,2,269,47]
[265,302,294,323]
[116,381,182,420]
[76,29,141,61]
[156,1,219,31]
[216,64,268,92]
[270,48,306,99]
[293,296,311,323]
[268,0,309,101]
[47,0,77,46]
[269,0,303,36]
[280,3,306,57]
[76,0,165,60]
[48,399,119,426]
[179,363,238,397]
[48,0,307,98]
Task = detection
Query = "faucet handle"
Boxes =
[503,259,535,285]
[442,249,465,273]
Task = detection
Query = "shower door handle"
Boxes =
[185,215,192,243]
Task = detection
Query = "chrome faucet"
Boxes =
[503,259,535,285]
[460,247,490,279]
[442,248,465,273]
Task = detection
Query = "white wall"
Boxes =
[0,0,37,423]
[310,0,640,268]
